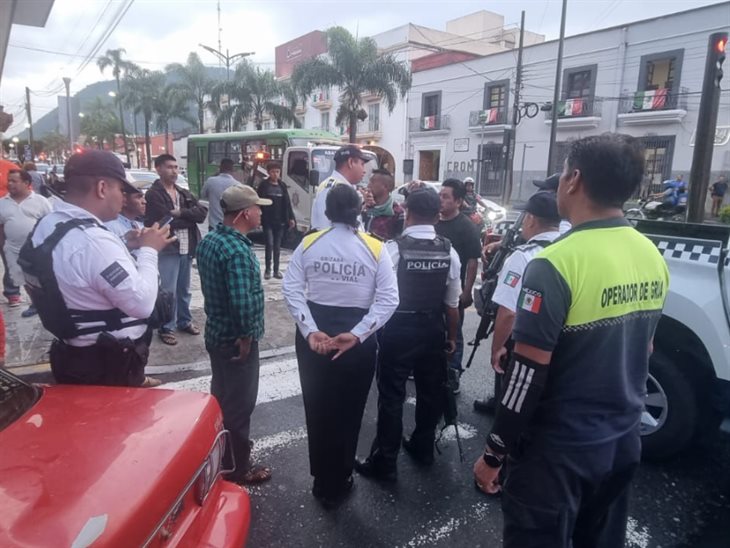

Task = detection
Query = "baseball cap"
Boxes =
[517,191,560,221]
[64,150,137,193]
[405,187,440,218]
[334,145,372,164]
[533,173,561,191]
[463,177,475,184]
[221,185,272,213]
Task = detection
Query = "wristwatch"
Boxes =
[482,450,504,468]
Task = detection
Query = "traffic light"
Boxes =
[710,32,727,86]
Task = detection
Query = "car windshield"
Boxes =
[0,369,40,431]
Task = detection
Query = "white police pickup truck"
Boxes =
[490,218,730,459]
[635,220,730,459]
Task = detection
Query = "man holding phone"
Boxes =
[196,185,273,485]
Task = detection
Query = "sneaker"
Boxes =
[21,306,38,318]
[264,270,271,280]
[7,295,21,308]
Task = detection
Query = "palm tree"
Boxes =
[41,131,68,161]
[80,97,121,150]
[123,69,165,169]
[154,86,197,151]
[292,27,412,143]
[97,48,138,164]
[210,62,298,131]
[165,53,212,133]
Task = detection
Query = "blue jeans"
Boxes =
[158,253,193,332]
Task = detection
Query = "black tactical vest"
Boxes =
[396,235,451,312]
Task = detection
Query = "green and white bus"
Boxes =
[187,129,380,231]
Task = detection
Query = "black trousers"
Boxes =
[263,224,285,273]
[296,302,376,494]
[50,329,151,387]
[502,430,641,548]
[208,340,260,475]
[368,312,446,469]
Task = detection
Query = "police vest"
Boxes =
[396,235,451,313]
[18,218,147,340]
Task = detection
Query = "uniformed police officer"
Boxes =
[21,150,173,387]
[355,188,461,481]
[282,184,399,508]
[474,134,669,548]
[309,145,371,230]
[476,191,561,414]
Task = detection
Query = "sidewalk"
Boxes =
[3,245,296,374]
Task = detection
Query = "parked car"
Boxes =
[126,169,189,192]
[0,369,251,546]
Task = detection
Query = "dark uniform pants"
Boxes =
[502,430,641,548]
[50,329,151,387]
[369,312,446,469]
[296,302,376,495]
[208,340,260,475]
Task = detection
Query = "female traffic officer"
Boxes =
[282,184,399,509]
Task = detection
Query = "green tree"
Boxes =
[41,131,68,160]
[154,86,197,151]
[165,52,212,133]
[292,27,411,143]
[123,69,165,169]
[80,97,121,150]
[97,48,138,162]
[210,62,299,131]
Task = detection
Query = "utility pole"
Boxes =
[62,77,73,155]
[502,10,525,205]
[518,143,534,199]
[199,44,255,132]
[687,32,727,223]
[25,86,34,158]
[547,0,568,176]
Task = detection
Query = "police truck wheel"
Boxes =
[640,352,698,460]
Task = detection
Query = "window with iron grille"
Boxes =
[484,80,510,110]
[368,103,380,132]
[422,92,441,117]
[639,50,683,93]
[562,65,597,100]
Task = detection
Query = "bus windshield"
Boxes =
[311,149,378,185]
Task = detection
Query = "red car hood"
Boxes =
[0,385,223,547]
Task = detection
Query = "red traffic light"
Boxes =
[717,37,728,54]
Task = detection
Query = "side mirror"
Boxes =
[309,169,320,187]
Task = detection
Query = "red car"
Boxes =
[0,369,250,547]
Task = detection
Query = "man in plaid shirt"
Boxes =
[197,185,273,485]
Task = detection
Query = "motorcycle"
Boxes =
[624,197,687,222]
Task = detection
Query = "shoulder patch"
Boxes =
[503,271,521,288]
[517,288,542,313]
[100,261,130,288]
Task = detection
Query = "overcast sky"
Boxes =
[1,0,726,135]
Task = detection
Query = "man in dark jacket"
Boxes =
[145,154,208,345]
[257,161,295,279]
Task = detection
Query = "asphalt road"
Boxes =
[145,309,730,548]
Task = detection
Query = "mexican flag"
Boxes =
[503,271,521,288]
[518,290,543,314]
[480,108,498,124]
[634,88,667,110]
[560,98,584,116]
[422,115,437,129]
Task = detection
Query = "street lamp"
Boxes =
[79,112,85,118]
[62,77,73,155]
[199,43,255,132]
[107,90,130,166]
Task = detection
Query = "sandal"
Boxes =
[158,331,178,345]
[179,323,200,335]
[240,464,272,485]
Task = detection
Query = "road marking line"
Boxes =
[254,427,308,456]
[626,517,651,548]
[399,503,491,547]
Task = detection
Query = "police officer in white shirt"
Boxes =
[283,183,399,509]
[309,145,371,230]
[476,191,561,414]
[20,150,173,387]
[355,188,461,481]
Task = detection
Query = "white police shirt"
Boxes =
[386,225,462,309]
[492,230,561,312]
[105,214,143,258]
[309,170,350,230]
[559,219,572,234]
[282,223,399,342]
[31,200,159,347]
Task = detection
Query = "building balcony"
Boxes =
[468,108,511,134]
[311,90,332,110]
[409,114,450,134]
[617,87,688,125]
[543,97,603,129]
[355,120,382,139]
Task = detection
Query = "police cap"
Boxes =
[405,187,440,219]
[533,173,560,192]
[334,145,373,165]
[518,191,560,222]
[64,150,138,194]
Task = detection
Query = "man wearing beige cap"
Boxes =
[196,184,273,485]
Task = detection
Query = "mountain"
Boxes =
[15,65,228,140]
